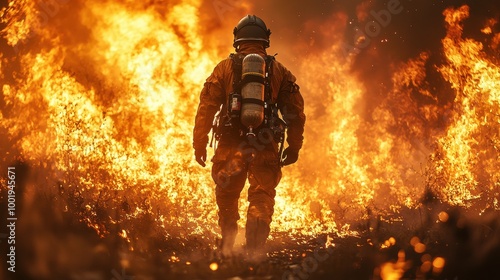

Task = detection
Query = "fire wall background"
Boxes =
[0,0,499,279]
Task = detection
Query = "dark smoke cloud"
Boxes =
[239,0,499,59]
[240,1,498,72]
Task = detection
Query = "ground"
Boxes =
[2,199,500,280]
[1,163,500,280]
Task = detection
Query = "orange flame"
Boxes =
[432,6,500,207]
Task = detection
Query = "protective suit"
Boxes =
[193,15,306,255]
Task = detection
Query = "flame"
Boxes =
[1,0,499,251]
[1,0,222,238]
[432,6,500,207]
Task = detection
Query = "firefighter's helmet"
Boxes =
[233,15,271,48]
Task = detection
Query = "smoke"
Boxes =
[237,0,499,96]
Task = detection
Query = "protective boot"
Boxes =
[245,205,271,262]
[220,221,238,256]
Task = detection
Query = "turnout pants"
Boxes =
[211,143,282,252]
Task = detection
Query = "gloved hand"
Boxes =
[281,147,299,166]
[195,147,207,167]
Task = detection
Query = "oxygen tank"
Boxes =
[240,54,265,136]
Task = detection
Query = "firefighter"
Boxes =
[193,15,306,257]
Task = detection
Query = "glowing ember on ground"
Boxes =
[209,262,218,271]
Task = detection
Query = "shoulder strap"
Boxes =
[264,55,275,104]
[230,53,243,93]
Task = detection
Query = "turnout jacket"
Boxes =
[193,43,306,152]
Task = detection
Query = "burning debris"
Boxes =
[0,0,499,279]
